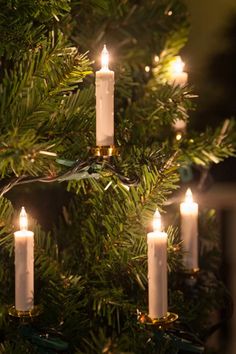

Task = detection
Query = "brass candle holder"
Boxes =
[184,268,200,276]
[138,312,178,330]
[90,145,120,157]
[8,305,42,322]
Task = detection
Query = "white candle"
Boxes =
[169,56,188,87]
[96,45,115,146]
[147,210,168,319]
[14,207,34,311]
[180,189,199,270]
[169,56,188,133]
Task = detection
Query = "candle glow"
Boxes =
[168,55,188,89]
[101,45,109,71]
[20,206,28,231]
[181,188,198,214]
[170,56,185,75]
[153,209,162,232]
[185,188,193,202]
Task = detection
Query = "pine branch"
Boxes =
[0,32,92,178]
[0,197,14,247]
[178,119,236,167]
[0,0,71,59]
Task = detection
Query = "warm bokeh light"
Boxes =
[176,132,182,141]
[19,207,28,231]
[170,56,185,75]
[101,45,109,70]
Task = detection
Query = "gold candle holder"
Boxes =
[183,268,200,277]
[8,305,42,322]
[138,312,178,330]
[90,145,120,157]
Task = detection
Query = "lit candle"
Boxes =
[180,189,199,270]
[14,207,34,311]
[169,56,188,133]
[96,45,115,146]
[147,210,168,319]
[169,56,188,87]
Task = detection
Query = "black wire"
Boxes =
[0,156,139,196]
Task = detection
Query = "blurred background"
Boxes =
[185,0,236,181]
[184,1,236,353]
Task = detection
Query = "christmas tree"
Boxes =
[0,1,235,353]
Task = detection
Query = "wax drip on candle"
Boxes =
[170,56,185,75]
[153,209,162,232]
[101,45,109,71]
[20,206,28,231]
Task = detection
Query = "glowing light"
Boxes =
[184,188,193,204]
[167,10,173,16]
[154,55,159,63]
[101,45,109,70]
[19,207,28,231]
[180,188,198,215]
[145,65,150,73]
[170,56,185,75]
[153,209,162,232]
[176,133,182,141]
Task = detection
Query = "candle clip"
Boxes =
[90,145,120,157]
[8,305,42,322]
[138,312,178,330]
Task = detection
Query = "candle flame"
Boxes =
[185,188,193,203]
[170,56,185,75]
[19,207,28,231]
[101,45,109,70]
[153,209,162,232]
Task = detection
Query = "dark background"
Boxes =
[184,0,236,182]
[184,4,236,351]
